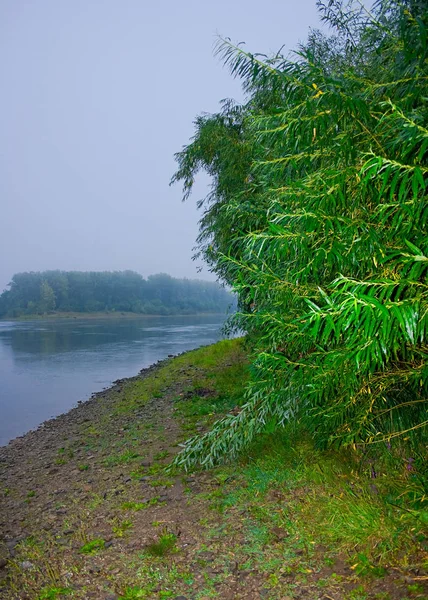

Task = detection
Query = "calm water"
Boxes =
[0,314,227,446]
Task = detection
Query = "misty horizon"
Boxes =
[1,1,323,293]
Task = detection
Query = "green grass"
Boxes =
[154,450,170,460]
[145,532,177,557]
[114,338,249,418]
[112,518,133,537]
[121,499,158,511]
[120,588,148,600]
[204,426,427,579]
[103,449,140,467]
[38,586,71,600]
[79,538,105,554]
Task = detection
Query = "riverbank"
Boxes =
[0,340,426,600]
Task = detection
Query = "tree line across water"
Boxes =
[0,270,234,317]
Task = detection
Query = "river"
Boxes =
[0,314,227,446]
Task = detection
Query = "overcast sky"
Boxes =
[0,0,323,293]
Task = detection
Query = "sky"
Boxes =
[0,0,323,293]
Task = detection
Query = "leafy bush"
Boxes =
[172,0,428,470]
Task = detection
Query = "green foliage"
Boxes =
[37,587,70,600]
[172,0,428,470]
[79,538,105,554]
[121,499,158,511]
[120,587,147,600]
[145,532,177,557]
[0,270,234,317]
[208,426,427,568]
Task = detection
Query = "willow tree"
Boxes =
[172,0,428,469]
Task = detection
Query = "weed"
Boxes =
[104,450,140,467]
[149,478,174,488]
[121,498,159,511]
[347,585,368,600]
[407,583,425,594]
[145,532,177,557]
[38,586,70,599]
[120,587,147,599]
[112,519,133,537]
[79,538,105,554]
[147,463,164,475]
[154,450,169,460]
[78,464,89,471]
[87,493,103,510]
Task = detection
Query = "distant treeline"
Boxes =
[0,271,235,317]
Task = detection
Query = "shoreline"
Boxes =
[0,353,175,452]
[1,311,229,322]
[0,339,426,599]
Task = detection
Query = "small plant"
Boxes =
[149,478,174,488]
[26,490,36,498]
[145,532,177,557]
[57,447,74,458]
[78,464,89,471]
[351,554,387,578]
[38,586,71,599]
[147,463,163,475]
[347,585,368,600]
[154,450,169,460]
[79,538,105,554]
[121,500,154,511]
[112,519,133,537]
[407,583,424,595]
[104,450,140,467]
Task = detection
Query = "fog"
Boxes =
[0,0,322,293]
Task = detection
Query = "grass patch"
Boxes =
[207,426,427,579]
[114,338,249,417]
[121,498,159,511]
[112,518,133,537]
[103,449,140,467]
[145,532,177,557]
[38,587,71,599]
[79,538,105,554]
